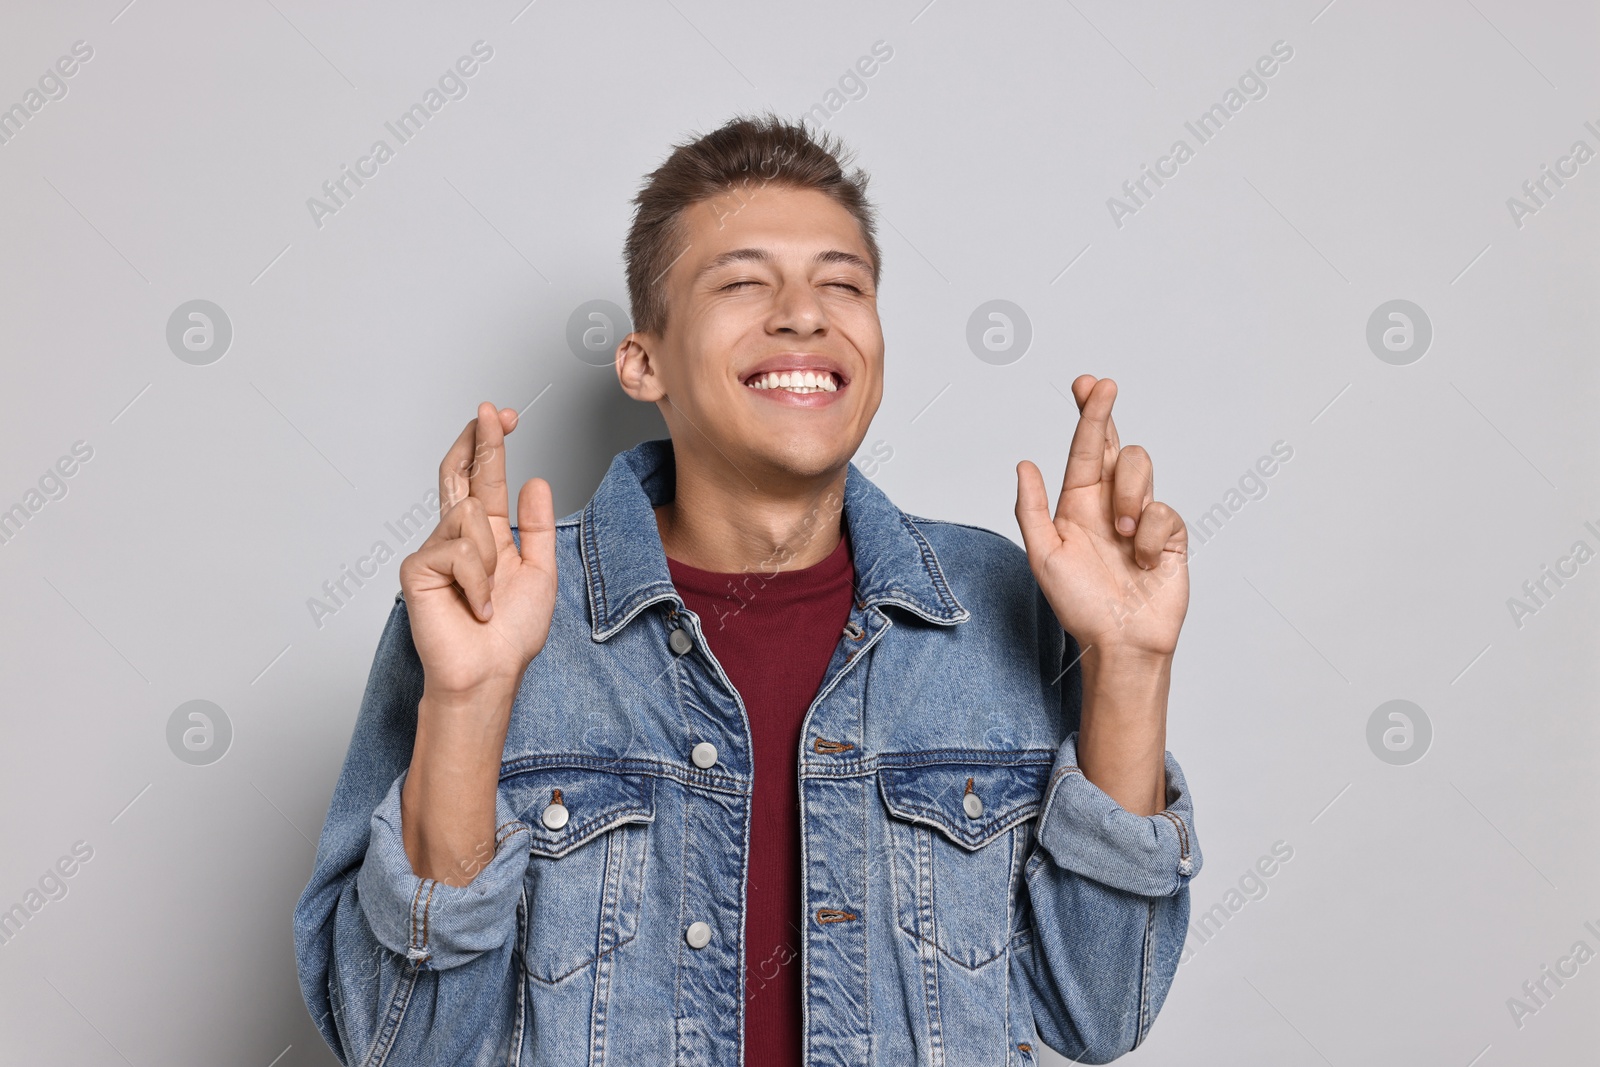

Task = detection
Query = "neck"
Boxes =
[654,443,847,574]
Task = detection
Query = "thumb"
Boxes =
[515,477,556,568]
[1014,460,1061,564]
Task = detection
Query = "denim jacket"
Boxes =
[293,437,1202,1067]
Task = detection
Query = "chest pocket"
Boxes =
[502,765,657,985]
[877,757,1051,971]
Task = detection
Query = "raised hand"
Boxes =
[1014,376,1188,660]
[399,401,558,701]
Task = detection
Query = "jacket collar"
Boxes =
[579,438,969,641]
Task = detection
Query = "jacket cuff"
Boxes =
[357,768,531,970]
[1032,730,1201,897]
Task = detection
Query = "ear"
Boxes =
[616,332,667,402]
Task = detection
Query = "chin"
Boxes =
[755,435,853,481]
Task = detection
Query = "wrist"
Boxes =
[1079,642,1173,685]
[1073,641,1171,816]
[402,713,507,885]
[420,676,521,714]
[413,688,514,778]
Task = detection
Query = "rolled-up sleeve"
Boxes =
[1012,589,1203,1062]
[357,768,533,970]
[1032,730,1201,897]
[293,596,528,1066]
[1016,731,1202,1061]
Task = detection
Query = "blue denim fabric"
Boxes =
[293,437,1202,1066]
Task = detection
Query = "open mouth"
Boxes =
[741,370,845,395]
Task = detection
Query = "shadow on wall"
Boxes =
[539,368,670,520]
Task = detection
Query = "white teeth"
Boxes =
[746,370,839,394]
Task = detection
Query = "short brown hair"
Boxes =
[623,111,882,338]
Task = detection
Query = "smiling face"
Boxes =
[616,184,884,489]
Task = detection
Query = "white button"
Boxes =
[541,802,569,830]
[685,920,712,949]
[963,792,984,819]
[691,741,719,769]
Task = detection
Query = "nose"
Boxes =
[767,276,828,336]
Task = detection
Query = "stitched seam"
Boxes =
[1134,898,1156,1048]
[1154,810,1177,853]
[1050,765,1083,789]
[407,879,424,952]
[883,803,1040,849]
[919,824,945,1067]
[510,887,528,1067]
[524,807,654,858]
[898,512,968,619]
[671,754,691,1063]
[899,925,1012,972]
[805,746,1058,777]
[588,825,626,1061]
[1155,810,1189,859]
[799,749,813,1067]
[861,767,874,1066]
[581,500,606,629]
[418,880,437,950]
[599,585,681,640]
[1003,827,1015,1046]
[499,755,744,794]
[886,820,906,952]
[525,929,642,986]
[360,959,420,1067]
[888,747,1058,765]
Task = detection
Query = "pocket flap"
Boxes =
[501,766,658,859]
[877,758,1051,851]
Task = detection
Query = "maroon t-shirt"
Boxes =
[666,529,856,1067]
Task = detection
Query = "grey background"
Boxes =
[1,1,1595,1064]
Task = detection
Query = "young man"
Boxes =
[295,113,1200,1066]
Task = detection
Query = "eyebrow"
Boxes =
[693,247,875,282]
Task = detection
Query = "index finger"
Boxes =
[439,417,479,512]
[466,400,510,520]
[1062,376,1118,494]
[1071,373,1120,452]
[438,403,519,514]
